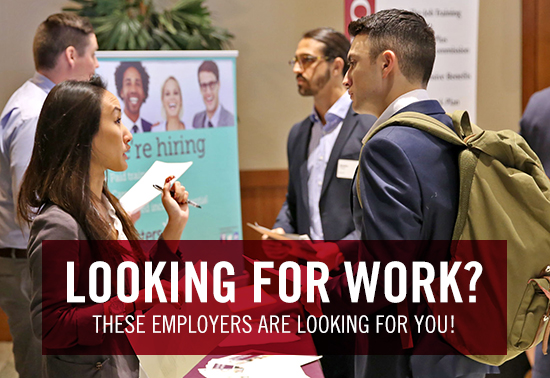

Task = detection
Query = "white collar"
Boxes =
[122,111,143,133]
[310,91,351,125]
[370,89,431,133]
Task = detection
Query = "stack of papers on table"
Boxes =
[198,354,321,378]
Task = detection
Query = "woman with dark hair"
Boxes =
[18,76,188,377]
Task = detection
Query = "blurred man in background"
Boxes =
[0,13,98,377]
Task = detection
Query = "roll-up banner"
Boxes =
[96,51,242,241]
[344,0,479,121]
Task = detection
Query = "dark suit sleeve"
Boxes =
[323,132,423,316]
[273,125,300,233]
[520,89,550,175]
[358,133,423,241]
[28,211,105,349]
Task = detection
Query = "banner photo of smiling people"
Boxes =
[95,51,242,244]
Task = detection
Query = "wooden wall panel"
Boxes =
[523,0,550,109]
[536,2,550,91]
[523,0,537,109]
[240,169,288,240]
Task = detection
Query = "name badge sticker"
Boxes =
[336,159,358,179]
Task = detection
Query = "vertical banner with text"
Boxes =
[345,0,479,121]
[96,51,242,241]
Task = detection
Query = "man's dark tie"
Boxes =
[132,125,138,133]
[207,121,214,128]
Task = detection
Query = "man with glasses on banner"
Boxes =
[193,60,235,128]
[265,27,375,378]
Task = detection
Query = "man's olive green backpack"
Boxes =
[357,110,550,366]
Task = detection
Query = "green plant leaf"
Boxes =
[64,0,233,50]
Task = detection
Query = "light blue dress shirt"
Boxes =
[307,92,352,240]
[0,72,55,249]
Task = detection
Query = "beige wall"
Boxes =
[477,0,522,134]
[204,0,348,170]
[0,0,70,107]
[0,0,522,170]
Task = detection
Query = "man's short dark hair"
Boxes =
[302,27,351,76]
[114,61,150,101]
[33,13,94,71]
[198,61,219,82]
[348,9,436,86]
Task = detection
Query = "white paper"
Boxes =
[119,160,193,214]
[198,354,321,378]
[336,159,358,179]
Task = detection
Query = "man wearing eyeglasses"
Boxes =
[192,60,235,128]
[269,27,375,246]
[265,27,376,378]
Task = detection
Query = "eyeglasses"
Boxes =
[199,80,218,91]
[288,55,331,69]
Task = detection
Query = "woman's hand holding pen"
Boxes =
[160,175,189,240]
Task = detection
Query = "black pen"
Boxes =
[152,184,202,209]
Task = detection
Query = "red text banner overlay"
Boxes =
[39,240,507,355]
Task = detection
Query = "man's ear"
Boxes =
[64,46,77,69]
[332,57,345,76]
[381,50,397,79]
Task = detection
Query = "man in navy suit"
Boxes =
[266,27,375,378]
[192,60,235,128]
[114,61,153,133]
[307,10,497,378]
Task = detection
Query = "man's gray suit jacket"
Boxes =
[192,105,234,128]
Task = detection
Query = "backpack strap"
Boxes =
[361,111,466,146]
[448,111,481,240]
[451,110,474,139]
[356,111,467,209]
